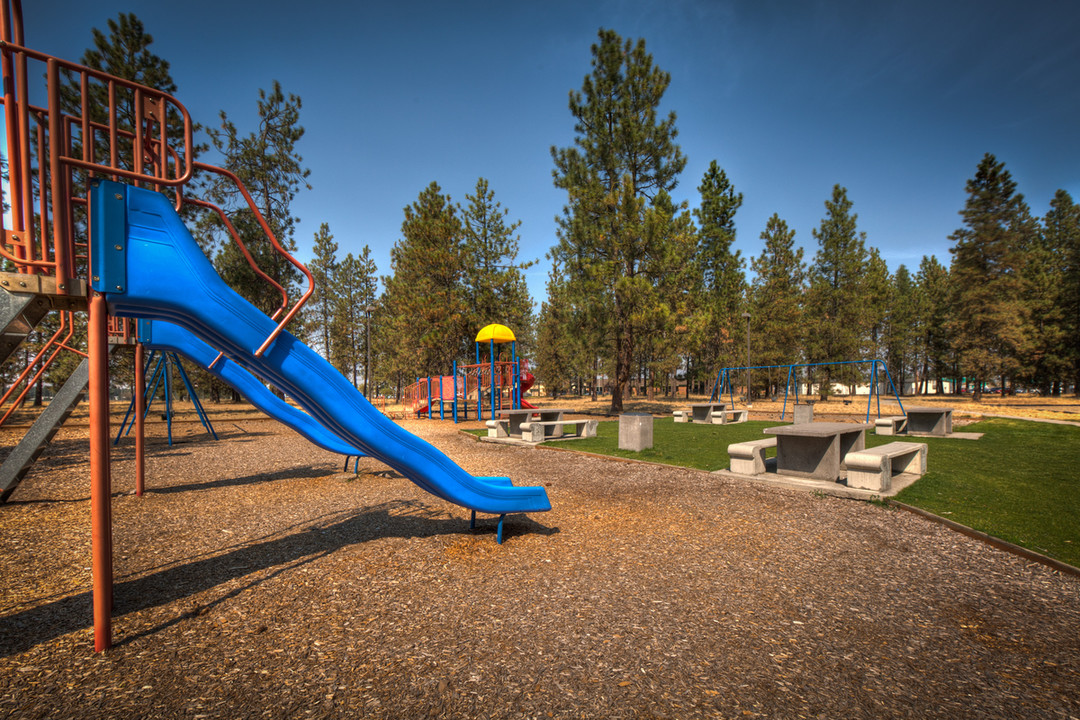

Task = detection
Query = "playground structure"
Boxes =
[710,359,905,423]
[405,323,537,422]
[0,1,549,652]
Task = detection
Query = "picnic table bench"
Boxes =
[728,437,776,475]
[520,418,598,443]
[486,407,585,442]
[845,441,927,491]
[673,403,727,424]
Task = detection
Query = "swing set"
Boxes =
[710,359,905,422]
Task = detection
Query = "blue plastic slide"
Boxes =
[91,180,550,515]
[138,318,364,458]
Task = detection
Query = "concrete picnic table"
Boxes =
[496,407,572,438]
[903,406,953,436]
[689,402,726,423]
[763,421,872,481]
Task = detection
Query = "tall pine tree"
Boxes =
[749,214,805,390]
[202,82,310,320]
[689,160,745,393]
[331,248,379,391]
[381,182,467,378]
[550,29,687,412]
[805,185,869,396]
[460,178,534,344]
[307,223,339,360]
[947,154,1033,399]
[1040,190,1080,393]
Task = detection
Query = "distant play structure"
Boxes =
[710,359,904,422]
[0,2,549,651]
[405,323,537,422]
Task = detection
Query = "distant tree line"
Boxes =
[7,18,1076,414]
[536,29,1080,411]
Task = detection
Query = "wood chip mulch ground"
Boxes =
[1,413,1079,719]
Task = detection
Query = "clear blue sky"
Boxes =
[20,0,1080,307]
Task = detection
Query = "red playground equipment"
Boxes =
[406,324,536,421]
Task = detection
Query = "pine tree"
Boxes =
[331,248,379,390]
[915,255,951,394]
[689,160,745,391]
[749,214,805,395]
[947,154,1033,399]
[308,223,339,360]
[550,29,687,412]
[460,178,535,344]
[381,182,467,378]
[202,82,310,320]
[1041,190,1080,393]
[864,248,892,367]
[536,262,590,398]
[805,185,869,396]
[58,13,181,176]
[883,264,918,393]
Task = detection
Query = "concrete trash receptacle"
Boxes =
[619,412,653,451]
[793,403,814,424]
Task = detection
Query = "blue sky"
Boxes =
[19,0,1080,308]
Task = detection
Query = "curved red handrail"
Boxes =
[192,161,314,357]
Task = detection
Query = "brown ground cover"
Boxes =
[1,405,1078,718]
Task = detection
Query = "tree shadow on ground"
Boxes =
[144,464,339,494]
[0,499,558,656]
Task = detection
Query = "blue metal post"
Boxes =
[489,338,495,421]
[426,376,432,419]
[116,350,161,443]
[511,341,519,409]
[171,352,218,440]
[163,353,174,446]
[866,361,877,423]
[452,361,458,423]
[880,360,905,416]
[781,367,789,420]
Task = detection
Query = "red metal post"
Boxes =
[88,292,113,652]
[135,341,145,496]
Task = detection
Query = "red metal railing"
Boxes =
[0,5,313,354]
[0,311,85,426]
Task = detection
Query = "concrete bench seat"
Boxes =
[845,441,927,492]
[874,415,908,436]
[520,419,598,443]
[711,409,748,424]
[673,410,690,423]
[485,418,510,438]
[728,437,777,475]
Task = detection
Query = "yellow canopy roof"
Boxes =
[475,323,516,344]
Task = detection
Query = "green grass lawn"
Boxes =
[469,417,1080,567]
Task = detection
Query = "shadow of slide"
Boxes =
[0,499,557,656]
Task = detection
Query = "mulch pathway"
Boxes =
[1,414,1078,719]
